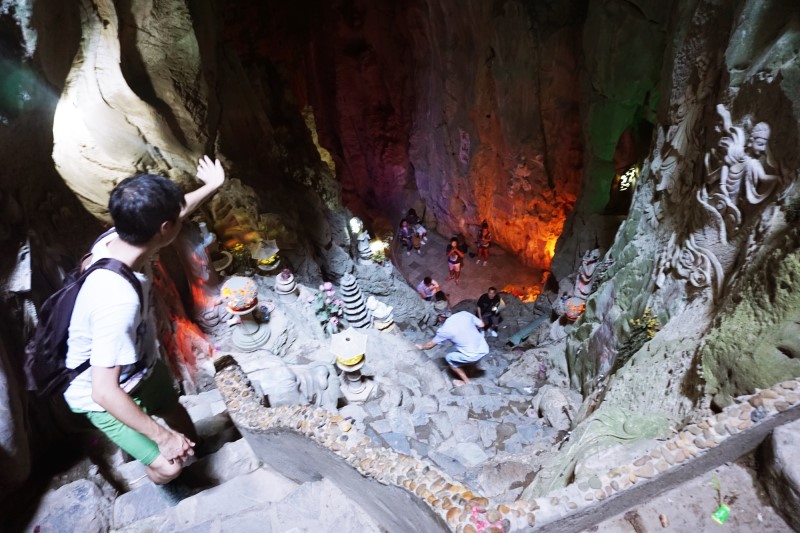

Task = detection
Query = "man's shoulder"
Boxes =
[81,269,140,304]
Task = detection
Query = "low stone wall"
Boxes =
[214,355,800,532]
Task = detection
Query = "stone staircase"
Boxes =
[345,328,557,502]
[23,388,382,533]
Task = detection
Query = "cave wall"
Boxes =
[231,0,586,270]
[570,0,800,418]
[0,0,352,501]
[524,0,800,498]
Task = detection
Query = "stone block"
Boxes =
[387,408,416,438]
[382,432,412,455]
[478,420,499,448]
[759,418,800,530]
[438,441,489,468]
[453,420,481,443]
[168,468,298,529]
[27,480,110,533]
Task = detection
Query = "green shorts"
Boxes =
[74,361,179,466]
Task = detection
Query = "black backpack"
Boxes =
[23,256,143,397]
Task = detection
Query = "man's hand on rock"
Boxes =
[196,155,225,190]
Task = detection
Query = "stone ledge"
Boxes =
[214,355,800,532]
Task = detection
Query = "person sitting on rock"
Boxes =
[416,276,440,301]
[406,208,428,245]
[476,286,504,337]
[416,311,489,387]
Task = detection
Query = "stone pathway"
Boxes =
[358,229,556,498]
[342,327,554,502]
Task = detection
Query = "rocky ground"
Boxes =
[593,457,792,532]
[7,266,797,532]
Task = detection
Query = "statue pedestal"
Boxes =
[336,359,376,403]
[274,271,299,303]
[229,303,271,352]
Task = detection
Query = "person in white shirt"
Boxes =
[415,311,489,386]
[416,276,440,301]
[64,156,225,485]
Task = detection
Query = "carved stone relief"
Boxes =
[656,100,788,300]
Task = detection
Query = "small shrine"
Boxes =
[330,327,375,403]
[221,276,271,351]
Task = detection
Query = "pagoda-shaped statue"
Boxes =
[339,273,370,328]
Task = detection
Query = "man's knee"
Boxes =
[147,455,183,484]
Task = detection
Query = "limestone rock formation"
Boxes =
[225,0,585,271]
[52,0,198,220]
[526,0,800,498]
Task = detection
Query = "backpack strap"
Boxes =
[70,257,144,378]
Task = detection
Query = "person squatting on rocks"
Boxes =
[476,286,504,337]
[446,237,465,285]
[406,208,428,244]
[476,220,492,266]
[398,218,421,256]
[416,276,440,301]
[63,156,225,485]
[416,311,489,386]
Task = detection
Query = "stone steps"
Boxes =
[108,386,382,532]
[112,466,299,532]
[112,438,263,528]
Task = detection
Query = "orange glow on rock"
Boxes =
[501,284,541,303]
[152,261,212,390]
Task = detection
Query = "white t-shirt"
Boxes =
[63,233,157,411]
[432,311,489,358]
[416,279,439,298]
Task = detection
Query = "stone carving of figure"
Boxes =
[706,105,781,210]
[557,249,603,321]
[574,249,601,299]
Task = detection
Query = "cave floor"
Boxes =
[391,230,544,306]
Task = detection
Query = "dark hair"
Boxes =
[434,290,447,301]
[408,208,417,216]
[488,286,497,292]
[481,221,489,229]
[424,276,432,285]
[450,237,458,244]
[109,174,186,245]
[400,218,408,225]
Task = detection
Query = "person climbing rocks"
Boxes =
[446,237,465,285]
[415,311,489,387]
[476,220,492,266]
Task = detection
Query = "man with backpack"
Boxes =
[62,156,225,485]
